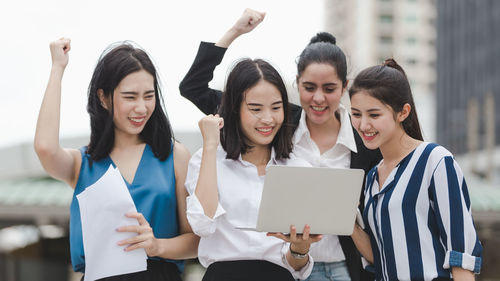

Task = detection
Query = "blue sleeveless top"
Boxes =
[69,144,184,273]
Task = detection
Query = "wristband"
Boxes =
[289,244,308,259]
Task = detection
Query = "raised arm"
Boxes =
[34,38,81,188]
[194,114,224,218]
[179,8,265,115]
[215,8,265,48]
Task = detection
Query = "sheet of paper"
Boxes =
[77,165,147,281]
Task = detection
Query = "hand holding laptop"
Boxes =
[267,224,323,251]
[267,224,322,261]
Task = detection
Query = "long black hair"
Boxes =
[86,42,173,162]
[218,58,293,160]
[349,58,424,141]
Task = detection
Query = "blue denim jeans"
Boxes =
[301,261,351,281]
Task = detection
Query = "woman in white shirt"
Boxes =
[179,9,382,281]
[184,54,321,280]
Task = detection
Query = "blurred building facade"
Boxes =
[325,0,500,278]
[324,0,437,140]
[436,0,500,155]
[436,9,500,279]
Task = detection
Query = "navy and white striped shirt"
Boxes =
[363,142,482,281]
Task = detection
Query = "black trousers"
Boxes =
[81,259,182,281]
[202,260,295,281]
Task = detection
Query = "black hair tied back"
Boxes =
[383,58,407,78]
[349,57,423,141]
[309,32,337,45]
[297,31,346,86]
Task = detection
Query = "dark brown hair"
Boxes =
[86,42,173,162]
[219,58,293,160]
[349,58,424,141]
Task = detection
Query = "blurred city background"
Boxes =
[1,0,499,280]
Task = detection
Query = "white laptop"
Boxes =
[240,165,365,235]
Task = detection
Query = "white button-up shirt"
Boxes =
[292,104,358,262]
[185,146,314,280]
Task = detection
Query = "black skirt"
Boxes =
[81,259,182,281]
[202,260,295,281]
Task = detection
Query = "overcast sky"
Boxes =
[0,0,324,147]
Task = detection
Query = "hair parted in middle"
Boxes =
[218,58,293,160]
[296,32,348,87]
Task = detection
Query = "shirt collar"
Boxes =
[337,104,358,153]
[236,147,278,166]
[294,104,358,153]
[293,109,311,143]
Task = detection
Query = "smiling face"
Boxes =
[298,63,346,127]
[239,80,284,149]
[102,69,156,141]
[350,91,408,151]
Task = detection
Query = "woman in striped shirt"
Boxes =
[349,59,482,281]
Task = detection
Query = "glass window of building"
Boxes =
[379,36,393,44]
[407,37,417,45]
[406,14,417,23]
[380,15,394,23]
[407,58,417,65]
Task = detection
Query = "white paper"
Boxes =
[77,165,147,281]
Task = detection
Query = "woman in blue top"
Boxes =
[349,59,482,281]
[34,38,199,280]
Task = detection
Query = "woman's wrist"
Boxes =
[289,244,308,260]
[289,243,309,255]
[146,237,160,257]
[202,142,219,152]
[50,65,65,76]
[215,28,240,48]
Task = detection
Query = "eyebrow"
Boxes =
[120,90,155,95]
[351,107,382,112]
[302,81,338,87]
[247,101,283,106]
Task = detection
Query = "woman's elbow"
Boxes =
[34,139,57,160]
[179,79,191,98]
